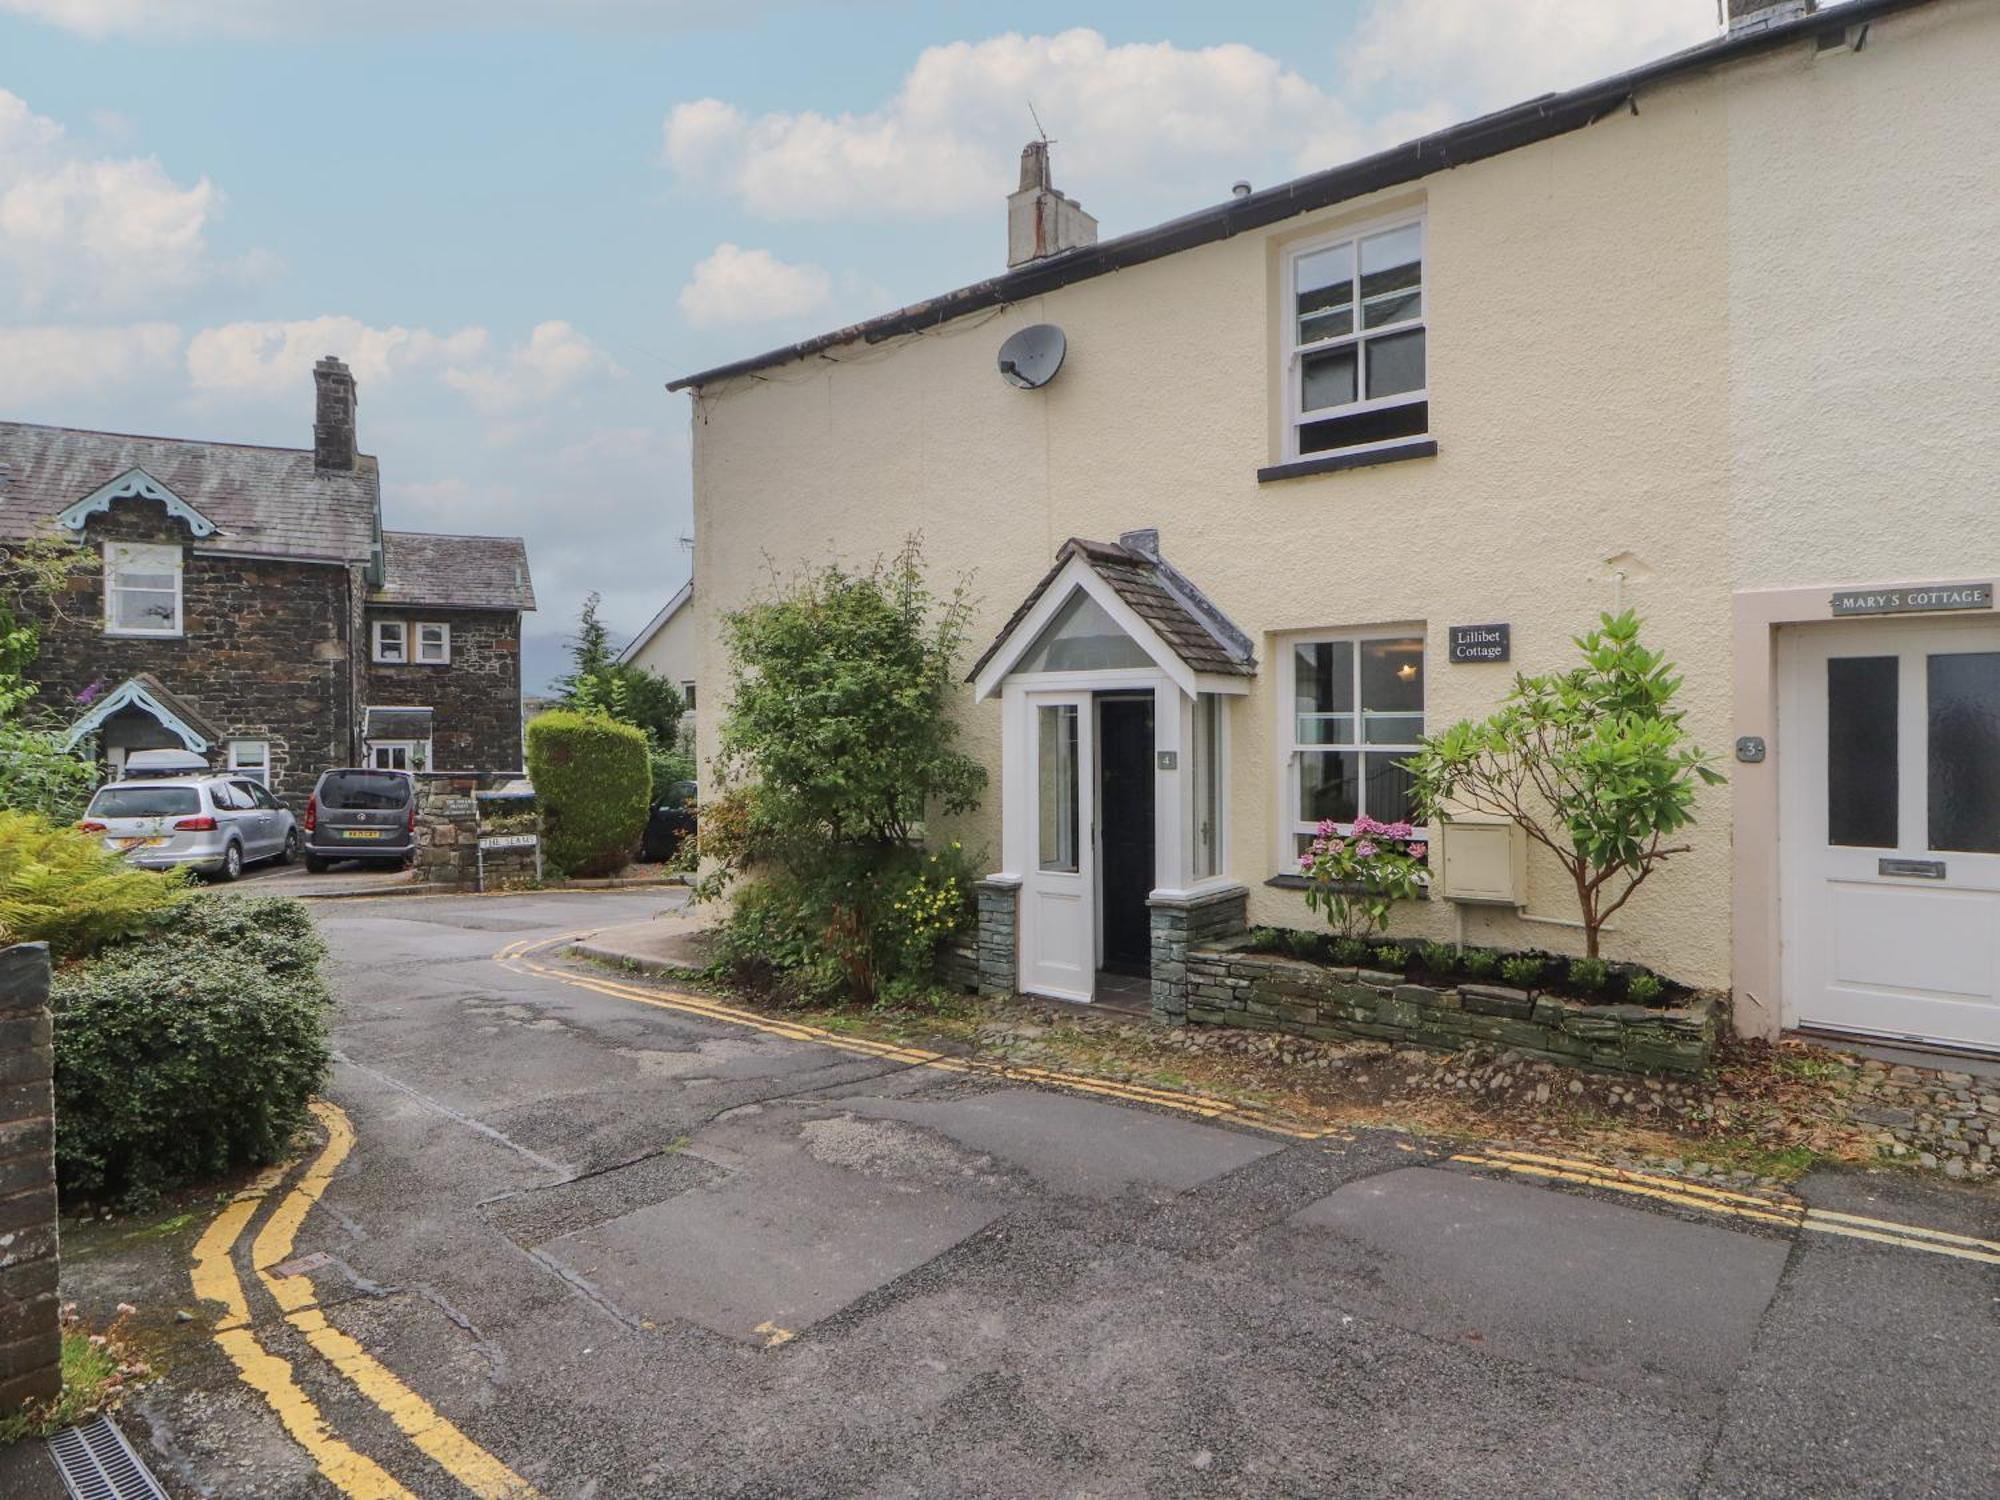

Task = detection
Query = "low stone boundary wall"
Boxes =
[1186,937,1719,1076]
[937,940,979,995]
[0,942,59,1412]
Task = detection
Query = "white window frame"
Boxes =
[1281,213,1428,462]
[102,541,184,638]
[415,621,451,664]
[681,680,697,711]
[227,739,270,786]
[1189,691,1228,883]
[372,619,407,664]
[367,740,430,772]
[1279,627,1429,870]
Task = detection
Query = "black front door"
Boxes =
[1097,695,1156,973]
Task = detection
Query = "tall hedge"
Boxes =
[526,709,651,876]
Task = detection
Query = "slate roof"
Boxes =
[969,536,1255,684]
[372,531,537,612]
[0,421,379,564]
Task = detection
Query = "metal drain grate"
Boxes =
[45,1416,169,1500]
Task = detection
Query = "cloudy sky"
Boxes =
[0,0,1721,689]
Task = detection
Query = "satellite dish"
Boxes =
[998,324,1066,389]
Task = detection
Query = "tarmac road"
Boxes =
[100,888,2000,1499]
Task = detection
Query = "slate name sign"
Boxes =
[1831,582,1992,617]
[1449,623,1510,663]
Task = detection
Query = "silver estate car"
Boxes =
[81,772,300,881]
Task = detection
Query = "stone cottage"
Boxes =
[0,356,537,801]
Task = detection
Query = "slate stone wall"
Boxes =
[28,500,354,806]
[361,607,524,774]
[1185,937,1719,1077]
[936,939,980,995]
[1148,886,1249,1024]
[413,775,482,887]
[975,878,1021,997]
[0,943,59,1412]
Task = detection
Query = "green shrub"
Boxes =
[52,894,330,1203]
[0,811,188,958]
[1282,927,1323,961]
[1567,957,1610,993]
[1628,973,1665,1004]
[1370,944,1408,971]
[0,725,97,823]
[1417,940,1458,975]
[1332,936,1373,965]
[526,710,651,877]
[1461,948,1499,979]
[1500,955,1545,989]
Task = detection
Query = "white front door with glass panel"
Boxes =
[1020,693,1095,1002]
[1781,619,2000,1051]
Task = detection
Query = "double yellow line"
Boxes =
[191,1100,540,1499]
[496,933,1329,1141]
[1453,1147,2000,1266]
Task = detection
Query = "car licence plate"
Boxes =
[344,830,386,840]
[116,836,168,850]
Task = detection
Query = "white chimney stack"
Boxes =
[1724,0,1816,35]
[1007,141,1098,269]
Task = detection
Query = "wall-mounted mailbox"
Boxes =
[1434,815,1527,906]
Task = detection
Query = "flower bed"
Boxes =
[1185,935,1720,1077]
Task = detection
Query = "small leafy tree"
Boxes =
[711,539,985,1003]
[557,592,686,760]
[1407,611,1723,959]
[0,535,100,819]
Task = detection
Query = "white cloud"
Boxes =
[0,322,181,404]
[677,243,833,328]
[0,0,728,38]
[0,88,222,315]
[1344,0,1718,112]
[442,320,622,415]
[186,315,488,394]
[663,29,1368,220]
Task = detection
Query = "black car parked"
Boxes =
[640,779,698,863]
[304,768,417,871]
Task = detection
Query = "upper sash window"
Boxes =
[103,542,183,637]
[1285,218,1427,460]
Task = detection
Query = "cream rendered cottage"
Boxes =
[671,0,2000,1051]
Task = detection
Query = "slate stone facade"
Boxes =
[0,943,60,1412]
[28,499,358,801]
[361,607,524,773]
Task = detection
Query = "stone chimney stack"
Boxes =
[313,355,357,472]
[1007,141,1098,269]
[1724,0,1815,35]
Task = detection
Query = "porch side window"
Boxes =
[1286,218,1426,459]
[1288,633,1425,860]
[103,542,183,637]
[1037,703,1079,872]
[1190,692,1224,881]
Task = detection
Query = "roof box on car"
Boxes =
[122,748,209,776]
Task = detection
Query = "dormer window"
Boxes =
[103,542,183,637]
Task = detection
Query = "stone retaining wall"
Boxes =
[414,775,482,886]
[0,942,59,1412]
[1186,936,1719,1076]
[1148,886,1249,1024]
[937,940,979,995]
[975,878,1020,998]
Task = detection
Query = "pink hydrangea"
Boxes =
[1317,819,1337,837]
[1298,852,1314,871]
[1355,840,1378,858]
[1408,842,1428,858]
[1383,821,1415,841]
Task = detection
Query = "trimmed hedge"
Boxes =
[526,710,651,877]
[52,895,331,1204]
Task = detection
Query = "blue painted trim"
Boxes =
[62,678,211,752]
[56,466,218,539]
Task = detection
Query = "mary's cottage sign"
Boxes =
[1830,582,1992,617]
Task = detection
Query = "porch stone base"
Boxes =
[1185,937,1721,1077]
[1148,886,1249,1024]
[975,877,1021,997]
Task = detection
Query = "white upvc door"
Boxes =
[1019,691,1096,1002]
[1781,618,2000,1051]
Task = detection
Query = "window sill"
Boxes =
[1257,439,1437,485]
[104,628,184,639]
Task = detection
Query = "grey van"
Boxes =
[304,768,417,872]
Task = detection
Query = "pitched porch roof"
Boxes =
[968,531,1255,693]
[61,673,223,753]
